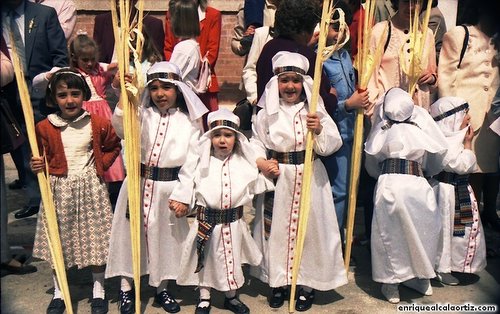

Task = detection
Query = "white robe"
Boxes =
[431,131,486,274]
[177,154,265,291]
[170,38,201,92]
[106,106,200,287]
[250,100,348,291]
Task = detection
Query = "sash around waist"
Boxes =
[140,163,181,181]
[196,205,244,225]
[267,149,316,165]
[380,158,423,177]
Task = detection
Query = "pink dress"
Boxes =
[80,65,125,182]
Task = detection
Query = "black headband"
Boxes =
[209,120,239,131]
[274,66,306,76]
[432,103,469,122]
[146,72,181,83]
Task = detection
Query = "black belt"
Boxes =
[195,205,243,273]
[267,149,316,165]
[140,163,180,181]
[380,158,423,177]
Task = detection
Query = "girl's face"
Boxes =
[75,47,97,74]
[278,73,304,105]
[211,128,236,158]
[398,0,416,22]
[148,80,178,113]
[54,82,84,120]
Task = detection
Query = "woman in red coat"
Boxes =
[164,0,221,128]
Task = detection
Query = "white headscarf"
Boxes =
[257,51,328,116]
[365,88,448,176]
[198,108,256,177]
[141,61,208,122]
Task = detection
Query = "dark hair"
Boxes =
[274,0,320,39]
[457,0,500,27]
[46,69,91,108]
[197,0,207,11]
[169,0,201,38]
[132,28,163,64]
[69,34,99,69]
[331,0,353,30]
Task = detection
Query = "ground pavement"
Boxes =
[2,154,499,314]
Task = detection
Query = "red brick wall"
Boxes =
[75,11,246,105]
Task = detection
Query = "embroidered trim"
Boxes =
[209,120,239,131]
[274,66,306,76]
[140,163,180,181]
[146,72,181,82]
[380,158,423,177]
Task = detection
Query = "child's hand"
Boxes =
[463,125,475,149]
[169,200,189,218]
[30,156,45,173]
[417,70,437,86]
[107,62,118,72]
[112,72,134,89]
[257,158,280,179]
[345,89,370,111]
[306,112,323,135]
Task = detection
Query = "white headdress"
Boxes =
[198,108,256,176]
[257,51,328,116]
[365,88,448,176]
[430,96,469,135]
[141,61,208,122]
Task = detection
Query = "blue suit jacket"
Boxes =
[1,0,68,120]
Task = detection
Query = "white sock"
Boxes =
[198,286,211,307]
[156,280,168,294]
[53,275,63,300]
[92,272,105,299]
[120,276,133,292]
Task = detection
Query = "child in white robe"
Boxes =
[106,61,207,313]
[430,97,487,285]
[177,108,270,314]
[250,51,347,312]
[364,87,448,304]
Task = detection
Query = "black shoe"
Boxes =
[47,298,65,314]
[268,287,287,308]
[154,290,180,313]
[295,289,315,312]
[0,260,37,275]
[14,205,39,219]
[91,298,109,314]
[194,299,211,314]
[119,290,135,314]
[223,296,249,314]
[8,179,26,190]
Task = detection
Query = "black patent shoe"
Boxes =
[154,290,180,313]
[194,299,211,314]
[8,179,26,190]
[46,298,65,314]
[268,287,287,308]
[119,290,135,314]
[91,298,109,314]
[295,289,315,312]
[14,205,39,219]
[223,296,249,314]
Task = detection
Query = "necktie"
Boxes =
[9,10,27,72]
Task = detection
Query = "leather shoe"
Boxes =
[47,298,66,314]
[15,205,39,219]
[8,179,26,190]
[295,288,315,312]
[119,289,134,314]
[268,287,287,308]
[194,299,211,314]
[224,296,249,314]
[1,260,37,275]
[154,290,180,313]
[91,298,108,314]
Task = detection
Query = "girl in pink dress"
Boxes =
[69,34,125,184]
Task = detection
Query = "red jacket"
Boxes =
[164,6,222,93]
[35,113,121,177]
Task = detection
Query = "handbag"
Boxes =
[193,52,212,94]
[0,97,26,154]
[232,98,254,131]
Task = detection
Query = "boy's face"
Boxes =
[54,82,84,120]
[278,73,304,105]
[148,80,177,113]
[326,23,340,46]
[211,128,236,158]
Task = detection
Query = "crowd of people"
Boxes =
[1,0,499,314]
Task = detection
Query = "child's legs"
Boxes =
[91,265,106,299]
[330,142,352,230]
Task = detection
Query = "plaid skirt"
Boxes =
[33,168,113,269]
